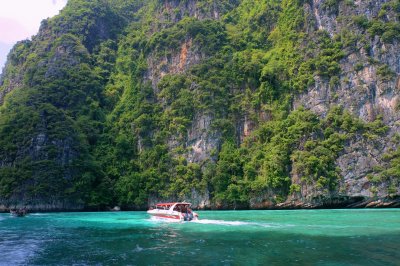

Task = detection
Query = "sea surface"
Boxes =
[0,209,399,265]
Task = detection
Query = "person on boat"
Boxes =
[187,208,194,220]
[181,206,193,221]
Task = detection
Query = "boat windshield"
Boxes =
[172,203,191,212]
[155,203,173,210]
[154,202,191,211]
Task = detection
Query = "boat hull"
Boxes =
[147,210,198,221]
[149,214,181,220]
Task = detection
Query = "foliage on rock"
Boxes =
[0,0,399,209]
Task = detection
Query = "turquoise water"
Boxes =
[0,209,399,265]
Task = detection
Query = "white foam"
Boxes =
[148,216,182,223]
[194,219,297,228]
[148,217,292,228]
[193,219,252,226]
[133,244,144,252]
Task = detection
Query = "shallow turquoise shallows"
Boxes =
[1,209,399,265]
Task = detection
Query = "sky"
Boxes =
[0,0,68,74]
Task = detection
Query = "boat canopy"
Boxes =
[155,202,191,207]
[154,202,191,210]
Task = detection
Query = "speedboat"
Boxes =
[147,202,199,221]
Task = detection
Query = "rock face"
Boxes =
[185,113,219,163]
[300,0,400,124]
[295,0,400,204]
[0,0,399,211]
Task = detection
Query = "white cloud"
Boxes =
[0,17,31,43]
[0,0,67,73]
[0,0,67,42]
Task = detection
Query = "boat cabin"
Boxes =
[154,202,191,212]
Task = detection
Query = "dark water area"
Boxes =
[0,209,399,265]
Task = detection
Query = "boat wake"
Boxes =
[148,216,292,228]
[192,219,274,227]
[148,216,252,226]
[193,219,251,226]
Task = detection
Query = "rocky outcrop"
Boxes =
[294,0,400,201]
[0,40,31,105]
[0,0,399,211]
[274,196,400,209]
[299,0,400,121]
[159,0,221,23]
[185,113,220,163]
[0,198,84,212]
[146,38,204,92]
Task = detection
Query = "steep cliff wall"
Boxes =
[0,0,399,211]
[293,0,400,206]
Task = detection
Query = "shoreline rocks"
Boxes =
[1,196,398,213]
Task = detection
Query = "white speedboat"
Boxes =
[147,202,199,221]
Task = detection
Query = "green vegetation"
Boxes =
[0,0,398,209]
[352,1,400,44]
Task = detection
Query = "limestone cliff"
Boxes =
[0,0,399,211]
[293,0,400,207]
